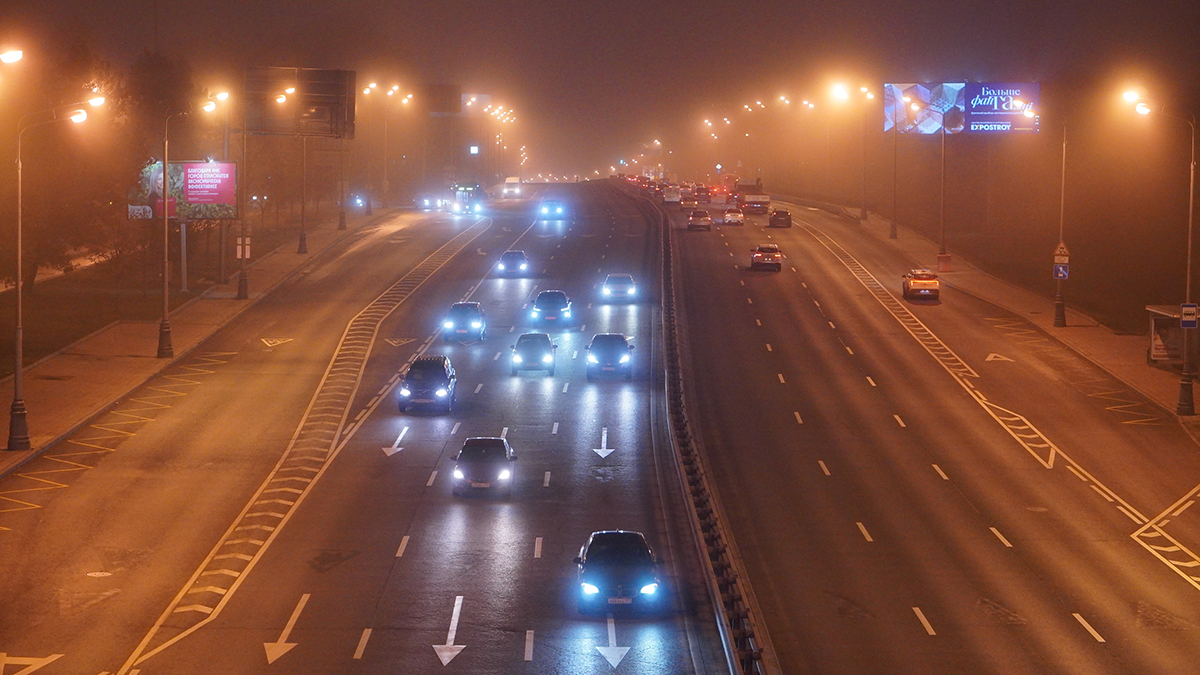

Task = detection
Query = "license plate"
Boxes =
[470,482,491,488]
[608,597,633,604]
[456,329,468,333]
[602,366,615,371]
[546,316,557,320]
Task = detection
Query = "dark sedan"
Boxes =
[574,530,663,613]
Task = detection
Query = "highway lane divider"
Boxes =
[114,218,494,675]
[632,185,780,675]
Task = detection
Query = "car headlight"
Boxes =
[620,354,630,363]
[443,321,454,329]
[541,207,549,214]
[588,354,598,364]
[519,263,527,270]
[627,288,635,295]
[423,199,430,206]
[581,583,600,595]
[531,307,540,315]
[453,468,464,480]
[562,309,571,317]
[512,354,523,363]
[436,388,448,397]
[603,287,611,295]
[640,583,658,595]
[498,263,506,270]
[400,387,411,397]
[471,321,482,329]
[474,204,481,212]
[556,207,563,214]
[542,354,553,363]
[498,469,511,480]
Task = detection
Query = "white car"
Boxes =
[722,208,744,226]
[750,243,783,271]
[601,273,637,300]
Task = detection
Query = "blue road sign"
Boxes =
[1183,303,1198,329]
[1053,264,1069,280]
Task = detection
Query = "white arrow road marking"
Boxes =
[263,594,309,663]
[986,353,1015,362]
[593,427,615,458]
[383,427,409,456]
[384,338,415,347]
[260,338,294,347]
[0,654,64,674]
[433,596,467,665]
[596,613,630,668]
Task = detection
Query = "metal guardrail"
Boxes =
[622,185,780,675]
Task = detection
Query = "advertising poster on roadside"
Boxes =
[963,82,1039,133]
[127,160,239,220]
[883,82,966,134]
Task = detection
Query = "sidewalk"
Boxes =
[809,204,1194,425]
[0,208,396,477]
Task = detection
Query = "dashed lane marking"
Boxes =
[1073,613,1105,642]
[913,607,936,635]
[818,461,830,476]
[932,464,949,480]
[990,527,1014,548]
[856,522,874,542]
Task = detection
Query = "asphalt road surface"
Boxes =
[672,195,1200,674]
[0,184,726,675]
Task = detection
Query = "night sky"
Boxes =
[5,0,1200,174]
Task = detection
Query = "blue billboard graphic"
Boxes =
[964,83,1039,133]
[883,83,966,135]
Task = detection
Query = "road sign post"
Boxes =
[1053,242,1069,327]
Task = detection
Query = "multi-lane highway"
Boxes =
[670,192,1200,673]
[0,184,726,674]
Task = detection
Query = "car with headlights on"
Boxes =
[443,302,486,341]
[497,250,530,276]
[902,269,940,300]
[601,273,637,301]
[722,207,744,225]
[531,290,572,324]
[398,355,456,412]
[574,530,663,613]
[586,333,634,380]
[687,209,713,231]
[451,437,517,496]
[768,208,793,228]
[750,243,783,271]
[511,332,556,375]
[539,199,564,218]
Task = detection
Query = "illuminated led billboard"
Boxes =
[885,82,1039,134]
[128,161,239,220]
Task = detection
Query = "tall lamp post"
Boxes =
[1054,118,1068,328]
[157,110,188,358]
[8,96,103,452]
[1126,91,1197,415]
[911,100,952,270]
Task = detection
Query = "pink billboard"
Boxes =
[128,160,238,220]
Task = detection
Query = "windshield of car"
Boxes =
[501,252,524,262]
[605,274,632,285]
[449,304,479,318]
[406,362,444,380]
[586,533,652,565]
[912,272,938,280]
[726,209,741,214]
[591,334,628,350]
[459,440,508,462]
[536,291,567,308]
[516,334,550,348]
[757,246,778,253]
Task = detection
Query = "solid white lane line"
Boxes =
[474,384,483,394]
[1090,484,1114,502]
[353,628,372,659]
[1067,465,1088,481]
[543,471,551,487]
[794,411,803,425]
[913,607,936,635]
[524,629,535,661]
[777,374,786,383]
[1073,613,1105,642]
[552,422,559,434]
[396,536,410,557]
[819,460,831,476]
[493,352,501,361]
[534,537,543,559]
[450,422,461,435]
[856,522,873,542]
[990,527,1013,548]
[893,414,906,427]
[501,427,509,438]
[845,346,854,355]
[766,344,773,352]
[562,382,570,393]
[427,470,437,487]
[932,464,949,480]
[867,376,877,387]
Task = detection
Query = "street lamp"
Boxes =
[832,84,876,221]
[0,50,21,64]
[1126,91,1197,415]
[8,97,103,452]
